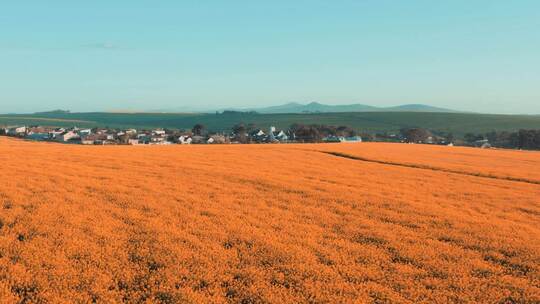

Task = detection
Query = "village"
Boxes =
[5,123,534,149]
[0,124,363,145]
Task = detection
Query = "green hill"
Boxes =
[1,111,539,138]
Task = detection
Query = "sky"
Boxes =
[0,1,539,114]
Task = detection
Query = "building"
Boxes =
[79,129,92,136]
[128,139,141,145]
[7,126,27,136]
[273,130,289,142]
[178,135,192,144]
[27,133,50,141]
[56,130,80,142]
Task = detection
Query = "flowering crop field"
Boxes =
[0,138,538,303]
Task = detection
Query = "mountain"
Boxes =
[147,102,458,114]
[383,104,457,112]
[251,102,457,114]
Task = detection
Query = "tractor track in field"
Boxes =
[321,151,540,186]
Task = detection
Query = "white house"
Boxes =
[128,139,141,145]
[254,130,265,136]
[50,128,66,138]
[274,130,289,142]
[57,131,80,142]
[178,135,192,144]
[79,129,92,136]
[153,129,166,136]
[8,127,26,135]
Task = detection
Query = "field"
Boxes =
[0,138,539,303]
[2,111,540,137]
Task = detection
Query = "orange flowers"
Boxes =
[0,138,538,303]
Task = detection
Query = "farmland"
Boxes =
[0,138,538,303]
[2,111,540,137]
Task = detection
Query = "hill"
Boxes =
[252,102,380,113]
[243,102,456,114]
[2,111,540,138]
[0,138,538,302]
[152,102,457,114]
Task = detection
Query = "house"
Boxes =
[50,128,66,138]
[473,139,490,148]
[207,135,227,144]
[128,139,141,145]
[273,130,289,142]
[343,136,362,143]
[178,135,192,144]
[81,134,106,145]
[151,136,166,144]
[56,130,80,142]
[79,129,92,136]
[137,134,151,144]
[15,126,27,134]
[27,133,50,141]
[152,129,166,136]
[27,126,49,134]
[7,126,27,136]
[249,129,267,142]
[252,130,265,137]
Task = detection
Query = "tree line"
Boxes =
[465,129,540,150]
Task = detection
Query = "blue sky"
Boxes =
[1,1,539,114]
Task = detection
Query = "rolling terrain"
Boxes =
[2,111,540,137]
[0,138,538,303]
[227,102,457,114]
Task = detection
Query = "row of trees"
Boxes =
[465,129,540,150]
[289,124,357,143]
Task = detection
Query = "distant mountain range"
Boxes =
[236,102,458,114]
[150,102,458,114]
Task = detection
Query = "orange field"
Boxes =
[0,137,539,303]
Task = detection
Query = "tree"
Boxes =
[464,133,483,143]
[400,128,432,143]
[246,123,257,133]
[517,129,540,149]
[446,133,454,144]
[232,123,248,143]
[292,124,322,143]
[192,124,206,136]
[336,126,357,137]
[118,134,132,144]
